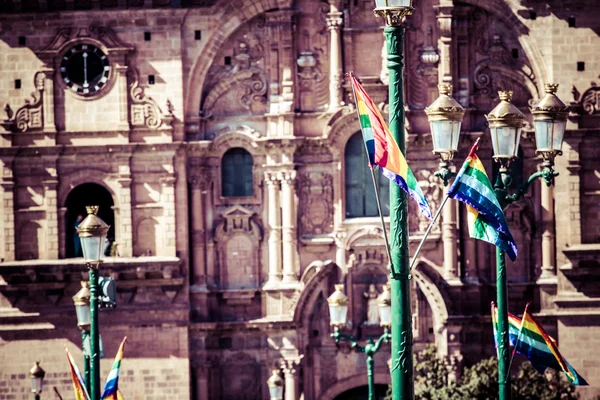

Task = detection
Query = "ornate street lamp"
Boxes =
[531,83,569,166]
[483,87,566,400]
[76,205,110,400]
[73,281,91,393]
[267,370,284,400]
[29,361,45,400]
[425,84,465,186]
[373,0,415,398]
[329,284,392,400]
[327,284,349,328]
[486,91,525,168]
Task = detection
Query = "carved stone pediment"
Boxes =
[38,26,134,59]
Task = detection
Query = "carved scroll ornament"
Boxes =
[128,68,173,130]
[1,72,45,133]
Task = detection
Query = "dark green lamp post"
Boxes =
[73,281,92,394]
[76,205,110,400]
[373,1,414,399]
[29,361,45,400]
[328,284,392,400]
[486,85,567,400]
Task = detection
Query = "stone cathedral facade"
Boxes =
[1,0,599,399]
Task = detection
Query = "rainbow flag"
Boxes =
[101,337,127,400]
[448,139,517,261]
[491,303,587,385]
[349,73,432,219]
[65,346,90,400]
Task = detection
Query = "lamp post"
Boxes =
[73,281,91,393]
[76,205,110,400]
[485,86,567,400]
[328,284,392,400]
[267,369,284,400]
[29,361,45,400]
[373,1,414,399]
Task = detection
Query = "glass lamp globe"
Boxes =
[327,284,349,328]
[76,205,110,263]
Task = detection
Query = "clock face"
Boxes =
[60,44,110,95]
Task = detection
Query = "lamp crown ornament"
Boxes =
[531,83,569,119]
[425,84,465,121]
[73,281,91,306]
[77,205,110,238]
[486,90,525,129]
[328,284,349,306]
[29,361,45,379]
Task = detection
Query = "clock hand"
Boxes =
[83,52,88,87]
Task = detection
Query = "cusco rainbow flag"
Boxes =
[447,139,517,260]
[65,346,90,400]
[348,73,432,219]
[101,337,127,400]
[491,303,587,385]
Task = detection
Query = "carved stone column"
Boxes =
[160,175,177,257]
[190,173,208,290]
[539,181,556,279]
[435,5,453,86]
[265,172,283,288]
[43,175,59,259]
[281,359,301,400]
[327,1,344,112]
[266,10,297,114]
[39,67,56,134]
[334,231,346,270]
[281,170,298,284]
[443,200,459,282]
[117,169,133,257]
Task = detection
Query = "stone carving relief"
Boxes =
[214,205,263,290]
[299,172,333,236]
[220,352,261,400]
[409,169,443,234]
[128,68,174,130]
[578,79,600,115]
[1,72,45,133]
[468,8,538,107]
[201,16,268,117]
[295,0,329,111]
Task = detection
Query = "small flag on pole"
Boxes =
[348,73,432,219]
[101,337,127,400]
[491,303,587,386]
[447,139,517,260]
[65,346,90,400]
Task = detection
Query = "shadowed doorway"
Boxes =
[65,183,115,258]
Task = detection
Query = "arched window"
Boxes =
[345,132,390,218]
[222,148,254,197]
[65,183,115,258]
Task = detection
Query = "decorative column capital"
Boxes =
[326,13,343,31]
[264,171,282,187]
[280,358,302,376]
[280,170,297,185]
[434,5,454,37]
[190,169,211,191]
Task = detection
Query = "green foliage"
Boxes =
[385,345,579,400]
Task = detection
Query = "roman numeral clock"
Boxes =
[60,44,110,95]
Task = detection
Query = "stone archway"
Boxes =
[64,183,115,258]
[320,373,391,400]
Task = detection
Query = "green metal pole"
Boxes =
[82,330,91,394]
[496,246,511,399]
[385,24,414,400]
[367,351,375,400]
[89,265,100,400]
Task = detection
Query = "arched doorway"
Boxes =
[65,183,115,258]
[333,385,388,400]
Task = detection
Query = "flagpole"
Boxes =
[507,302,530,377]
[348,72,396,276]
[409,195,450,270]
